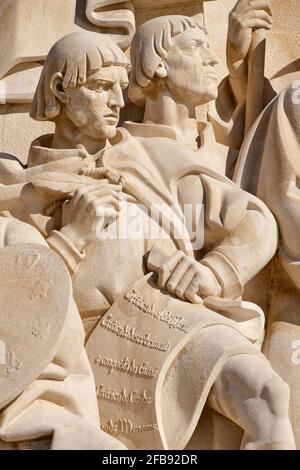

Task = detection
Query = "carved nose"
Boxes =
[109,104,119,114]
[109,85,125,110]
[203,49,218,67]
[208,53,218,67]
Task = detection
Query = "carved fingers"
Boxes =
[157,250,185,289]
[157,252,221,304]
[227,0,273,71]
[230,0,273,35]
[249,0,273,16]
[61,183,122,249]
[231,0,273,20]
[73,183,121,216]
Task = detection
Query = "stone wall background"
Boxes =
[0,0,299,163]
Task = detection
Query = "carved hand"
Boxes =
[156,251,221,304]
[60,182,122,251]
[227,0,273,99]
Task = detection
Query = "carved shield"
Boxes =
[0,244,70,410]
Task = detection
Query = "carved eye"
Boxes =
[86,82,110,92]
[183,42,199,53]
[96,83,110,92]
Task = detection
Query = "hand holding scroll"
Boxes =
[148,244,221,305]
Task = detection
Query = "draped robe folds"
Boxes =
[234,82,300,448]
[18,123,277,330]
[82,122,278,449]
[0,0,288,452]
[8,121,279,449]
[0,218,125,450]
[21,124,277,448]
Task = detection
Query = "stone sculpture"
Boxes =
[8,16,292,450]
[82,14,295,450]
[0,31,131,451]
[234,81,300,448]
[0,0,299,452]
[0,218,125,450]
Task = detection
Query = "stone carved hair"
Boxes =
[128,15,205,106]
[31,31,130,121]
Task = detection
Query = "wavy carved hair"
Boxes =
[31,31,130,121]
[128,15,206,106]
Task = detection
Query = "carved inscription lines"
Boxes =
[94,287,197,443]
[125,288,192,333]
[100,314,171,352]
[94,355,159,378]
[96,385,152,405]
[100,418,158,436]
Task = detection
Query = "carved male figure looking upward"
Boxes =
[77,15,294,449]
[23,19,296,449]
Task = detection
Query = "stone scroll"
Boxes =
[86,272,265,450]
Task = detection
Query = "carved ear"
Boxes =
[50,72,70,104]
[155,61,167,79]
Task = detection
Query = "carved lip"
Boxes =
[104,114,119,123]
[204,73,218,80]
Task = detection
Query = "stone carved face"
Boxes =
[164,28,218,107]
[56,66,129,140]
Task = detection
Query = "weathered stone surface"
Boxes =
[0,0,299,452]
[0,243,70,409]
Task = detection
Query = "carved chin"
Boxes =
[201,86,218,103]
[96,125,117,140]
[208,87,219,100]
[79,121,117,140]
[104,127,118,139]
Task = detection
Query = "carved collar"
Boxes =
[27,134,105,167]
[28,134,88,167]
[28,122,217,168]
[123,121,217,148]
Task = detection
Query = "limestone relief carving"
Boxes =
[0,0,299,453]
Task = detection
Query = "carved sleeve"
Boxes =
[200,175,278,299]
[47,230,84,276]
